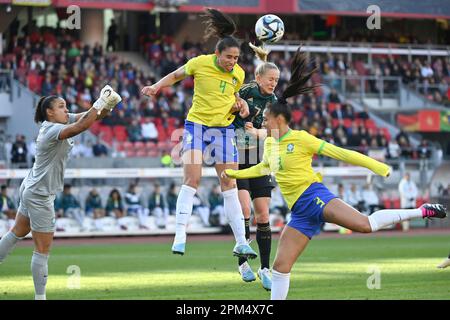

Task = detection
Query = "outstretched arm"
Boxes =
[141,66,187,97]
[317,140,390,177]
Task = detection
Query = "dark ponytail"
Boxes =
[203,8,240,53]
[267,47,318,123]
[34,95,59,123]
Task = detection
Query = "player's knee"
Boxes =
[184,177,200,189]
[272,260,292,274]
[220,179,236,190]
[357,221,372,233]
[255,212,270,224]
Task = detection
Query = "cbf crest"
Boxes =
[287,143,295,154]
[232,77,237,86]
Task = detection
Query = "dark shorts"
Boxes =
[236,163,274,200]
[287,183,337,239]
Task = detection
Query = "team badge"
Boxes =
[287,143,294,153]
[232,77,237,86]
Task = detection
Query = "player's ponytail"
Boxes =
[34,95,59,123]
[203,8,240,53]
[279,46,318,103]
[267,47,318,123]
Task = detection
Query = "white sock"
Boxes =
[35,294,46,300]
[31,251,48,300]
[271,269,290,300]
[222,188,247,246]
[137,208,149,226]
[174,185,196,244]
[0,231,23,263]
[368,208,422,232]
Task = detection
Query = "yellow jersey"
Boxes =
[226,129,390,209]
[185,54,245,127]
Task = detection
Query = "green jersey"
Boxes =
[233,81,277,149]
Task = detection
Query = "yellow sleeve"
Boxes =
[225,161,270,179]
[185,55,202,76]
[225,140,270,179]
[301,131,390,177]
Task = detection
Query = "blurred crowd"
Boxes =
[1,22,444,166]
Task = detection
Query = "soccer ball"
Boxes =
[255,14,285,44]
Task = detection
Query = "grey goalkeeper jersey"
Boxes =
[20,114,76,196]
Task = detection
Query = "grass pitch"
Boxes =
[1,234,449,300]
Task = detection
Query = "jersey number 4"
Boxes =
[219,80,227,93]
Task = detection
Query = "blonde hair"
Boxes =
[249,42,279,77]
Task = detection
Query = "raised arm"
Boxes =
[141,66,187,98]
[59,86,121,140]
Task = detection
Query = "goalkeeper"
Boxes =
[222,48,448,300]
[0,85,121,300]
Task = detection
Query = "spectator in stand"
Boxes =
[398,172,418,232]
[166,182,178,215]
[361,183,382,214]
[85,188,106,230]
[11,134,28,168]
[331,103,345,120]
[328,88,341,103]
[125,183,149,229]
[71,140,91,158]
[417,139,432,159]
[270,186,288,221]
[192,193,210,227]
[105,188,125,219]
[126,118,142,143]
[337,183,345,199]
[92,137,108,157]
[148,183,168,229]
[107,19,118,52]
[55,184,85,227]
[208,184,226,227]
[1,185,16,222]
[344,184,365,212]
[141,118,158,143]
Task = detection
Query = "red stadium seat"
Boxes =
[168,117,179,127]
[380,127,391,141]
[328,103,340,113]
[365,119,377,129]
[135,150,147,157]
[292,110,303,123]
[331,119,340,128]
[145,141,156,149]
[391,197,401,209]
[126,150,136,157]
[343,119,352,128]
[133,141,145,150]
[113,125,128,142]
[383,199,392,209]
[122,141,134,152]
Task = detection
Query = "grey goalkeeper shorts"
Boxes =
[18,185,56,233]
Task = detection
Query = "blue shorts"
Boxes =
[182,120,238,164]
[287,183,337,239]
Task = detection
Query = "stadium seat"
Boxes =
[328,103,340,113]
[343,119,352,128]
[383,198,392,209]
[292,110,303,123]
[133,141,145,150]
[145,141,156,149]
[126,150,136,157]
[135,150,147,157]
[168,117,179,127]
[122,141,134,152]
[391,197,401,209]
[380,127,391,141]
[113,125,128,142]
[365,119,377,129]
